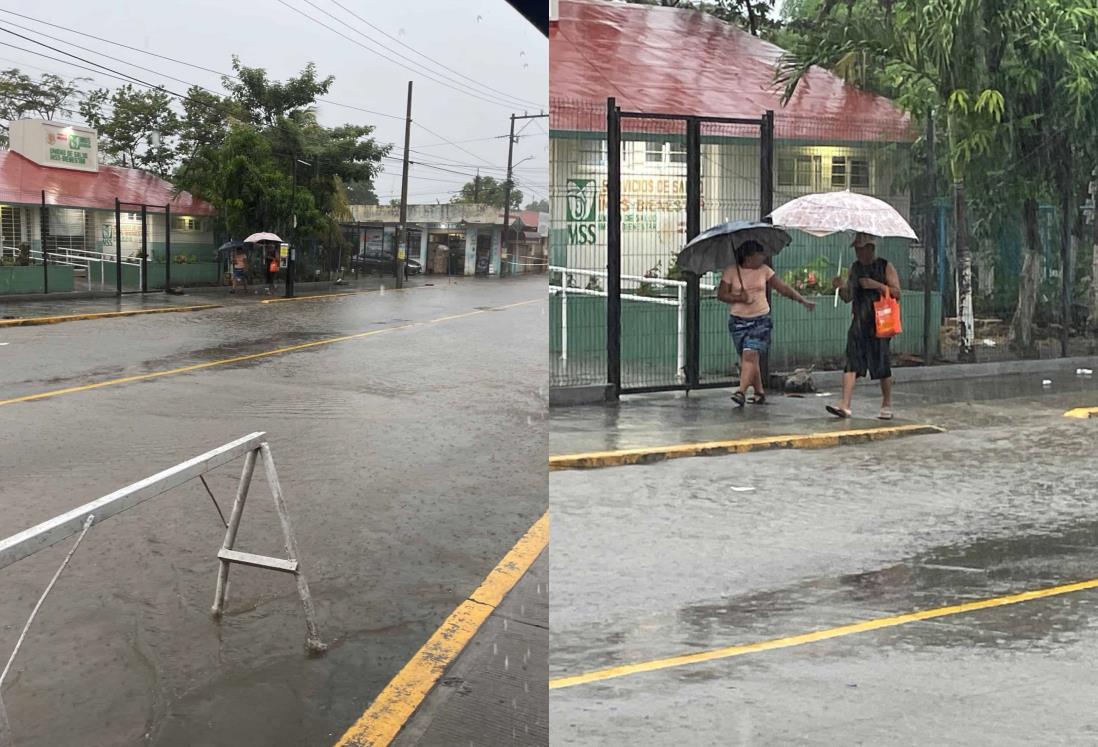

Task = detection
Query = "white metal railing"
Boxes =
[10,245,144,289]
[550,265,720,381]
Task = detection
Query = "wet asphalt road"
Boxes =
[0,277,547,746]
[551,381,1098,745]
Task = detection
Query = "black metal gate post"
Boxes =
[140,204,148,293]
[115,198,122,295]
[684,117,702,389]
[759,110,775,386]
[606,97,623,399]
[923,109,935,365]
[40,190,49,294]
[164,204,172,292]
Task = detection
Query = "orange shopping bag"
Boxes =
[874,288,902,338]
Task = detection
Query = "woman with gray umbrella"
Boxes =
[717,240,816,406]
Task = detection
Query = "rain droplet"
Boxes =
[520,50,526,57]
[398,28,406,37]
[476,14,483,22]
[493,642,498,655]
[504,655,510,670]
[523,63,530,70]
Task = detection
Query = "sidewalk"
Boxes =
[392,554,548,746]
[0,276,413,323]
[550,364,1098,458]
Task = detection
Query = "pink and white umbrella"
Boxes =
[769,191,918,240]
[244,232,283,244]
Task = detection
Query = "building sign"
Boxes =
[47,128,92,166]
[8,118,98,173]
[566,176,703,246]
[566,178,598,245]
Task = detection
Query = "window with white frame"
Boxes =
[578,138,606,167]
[777,155,821,188]
[644,141,687,165]
[831,156,870,190]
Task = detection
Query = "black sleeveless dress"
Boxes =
[845,258,892,380]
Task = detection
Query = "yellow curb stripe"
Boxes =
[550,576,1098,690]
[1064,407,1098,419]
[549,424,945,470]
[335,512,549,747]
[0,304,221,327]
[0,298,541,409]
[260,291,360,304]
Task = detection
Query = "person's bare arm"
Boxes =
[717,280,747,305]
[857,263,902,297]
[768,274,816,310]
[832,272,853,303]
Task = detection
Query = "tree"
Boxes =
[221,56,334,127]
[777,0,1007,363]
[0,69,86,146]
[451,175,522,209]
[525,198,549,212]
[623,0,779,37]
[346,179,380,205]
[80,84,180,177]
[173,59,387,249]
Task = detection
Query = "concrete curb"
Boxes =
[812,355,1098,388]
[0,304,222,328]
[549,424,945,470]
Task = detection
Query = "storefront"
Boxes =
[0,118,216,293]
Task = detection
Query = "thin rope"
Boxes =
[199,476,229,528]
[0,514,95,689]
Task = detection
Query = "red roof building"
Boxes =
[550,0,912,142]
[0,149,214,215]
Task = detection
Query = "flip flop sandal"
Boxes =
[878,408,894,420]
[750,394,768,405]
[731,391,746,408]
[826,405,852,419]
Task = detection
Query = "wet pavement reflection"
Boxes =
[0,277,547,746]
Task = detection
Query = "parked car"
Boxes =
[353,250,422,279]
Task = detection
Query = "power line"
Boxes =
[325,0,542,109]
[276,0,527,112]
[0,9,406,122]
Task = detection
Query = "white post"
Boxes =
[561,268,568,362]
[676,283,686,382]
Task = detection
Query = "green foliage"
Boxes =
[451,175,522,209]
[525,198,550,212]
[0,69,85,146]
[80,84,180,177]
[783,256,833,295]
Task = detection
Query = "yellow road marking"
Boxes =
[549,424,945,470]
[260,291,360,304]
[1064,407,1098,419]
[334,512,549,747]
[0,298,541,408]
[0,304,220,327]
[550,576,1098,690]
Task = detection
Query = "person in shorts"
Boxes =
[827,233,902,420]
[232,248,249,293]
[718,240,816,407]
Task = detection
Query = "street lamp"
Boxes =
[288,157,313,298]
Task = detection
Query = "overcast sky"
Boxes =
[0,0,548,206]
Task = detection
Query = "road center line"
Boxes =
[334,512,549,747]
[549,576,1098,689]
[0,298,541,408]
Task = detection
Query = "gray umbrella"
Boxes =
[675,221,792,275]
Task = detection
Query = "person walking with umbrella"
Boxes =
[826,233,902,420]
[717,240,816,407]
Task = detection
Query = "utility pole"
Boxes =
[500,111,547,277]
[502,114,516,277]
[396,81,412,290]
[473,169,480,203]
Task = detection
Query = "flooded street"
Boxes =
[550,381,1098,745]
[0,277,548,746]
